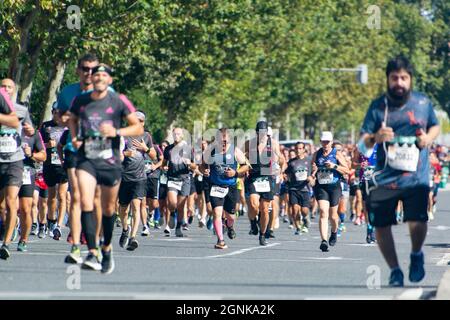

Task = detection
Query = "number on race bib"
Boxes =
[317,170,334,184]
[295,170,308,182]
[51,152,61,165]
[210,186,229,198]
[144,161,152,174]
[160,174,168,185]
[0,134,18,153]
[387,143,419,172]
[363,166,375,180]
[22,167,32,185]
[253,178,271,193]
[85,137,113,160]
[168,180,183,191]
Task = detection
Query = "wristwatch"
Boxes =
[334,164,339,169]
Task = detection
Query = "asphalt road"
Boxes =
[0,190,449,300]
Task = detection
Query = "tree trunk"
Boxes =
[19,41,43,104]
[41,61,66,124]
[7,5,40,102]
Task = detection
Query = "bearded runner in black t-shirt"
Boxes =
[0,87,20,260]
[118,111,156,251]
[162,127,197,238]
[69,64,143,274]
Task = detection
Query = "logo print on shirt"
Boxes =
[106,106,114,114]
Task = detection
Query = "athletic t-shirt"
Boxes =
[164,141,193,179]
[0,88,22,163]
[286,156,312,191]
[143,132,161,179]
[122,132,152,182]
[39,120,66,167]
[361,91,439,188]
[22,132,45,172]
[70,91,135,167]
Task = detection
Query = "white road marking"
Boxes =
[430,225,450,231]
[205,243,281,259]
[305,295,393,300]
[346,243,377,247]
[395,288,424,300]
[436,253,450,266]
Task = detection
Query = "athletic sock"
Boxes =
[339,213,345,223]
[102,215,115,247]
[154,208,160,221]
[81,211,96,250]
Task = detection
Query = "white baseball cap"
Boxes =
[320,131,333,141]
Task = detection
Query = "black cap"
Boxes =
[256,121,268,132]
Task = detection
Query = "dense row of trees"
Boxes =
[0,0,448,142]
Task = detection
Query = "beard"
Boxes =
[386,83,412,107]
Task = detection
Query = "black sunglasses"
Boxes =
[80,66,94,72]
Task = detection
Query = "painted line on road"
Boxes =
[204,243,281,259]
[429,225,450,231]
[436,253,450,266]
[305,295,394,300]
[346,243,377,247]
[395,288,424,300]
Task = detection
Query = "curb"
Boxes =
[436,269,450,300]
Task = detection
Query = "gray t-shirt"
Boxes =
[122,132,153,182]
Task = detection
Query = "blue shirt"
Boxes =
[57,83,114,113]
[360,91,438,188]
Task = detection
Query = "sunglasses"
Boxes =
[80,66,94,73]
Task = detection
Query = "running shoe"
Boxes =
[127,238,139,251]
[119,227,130,248]
[175,228,184,238]
[283,216,289,223]
[17,241,27,252]
[320,240,329,252]
[53,224,61,241]
[164,225,171,237]
[288,223,294,230]
[265,230,275,239]
[182,223,189,231]
[338,222,346,232]
[227,226,236,239]
[215,240,228,249]
[115,217,122,228]
[101,249,115,274]
[389,268,404,287]
[370,231,376,243]
[303,218,311,229]
[82,252,102,271]
[409,252,425,283]
[259,235,267,246]
[0,244,11,260]
[294,228,300,235]
[350,213,355,222]
[301,225,309,233]
[354,217,361,226]
[188,215,194,225]
[30,223,38,236]
[141,225,150,237]
[65,245,83,264]
[11,223,18,242]
[154,221,161,229]
[329,232,337,246]
[198,218,206,228]
[38,224,47,239]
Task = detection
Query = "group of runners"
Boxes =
[0,53,447,287]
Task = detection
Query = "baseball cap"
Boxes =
[320,131,333,141]
[256,121,268,132]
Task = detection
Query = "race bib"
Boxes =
[144,160,152,174]
[168,180,183,191]
[295,170,308,182]
[160,173,168,185]
[387,141,419,172]
[429,173,434,188]
[317,169,334,184]
[22,166,32,185]
[0,134,18,153]
[51,152,61,165]
[253,177,271,193]
[210,185,229,198]
[197,175,203,182]
[363,166,375,180]
[85,137,113,160]
[352,177,360,185]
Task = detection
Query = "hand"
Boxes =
[224,167,236,178]
[163,166,169,171]
[203,168,210,177]
[23,145,32,157]
[132,138,148,152]
[278,174,284,183]
[375,126,394,143]
[182,158,192,166]
[312,162,318,173]
[361,160,369,169]
[416,129,431,149]
[99,123,117,138]
[23,123,34,137]
[325,161,334,169]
